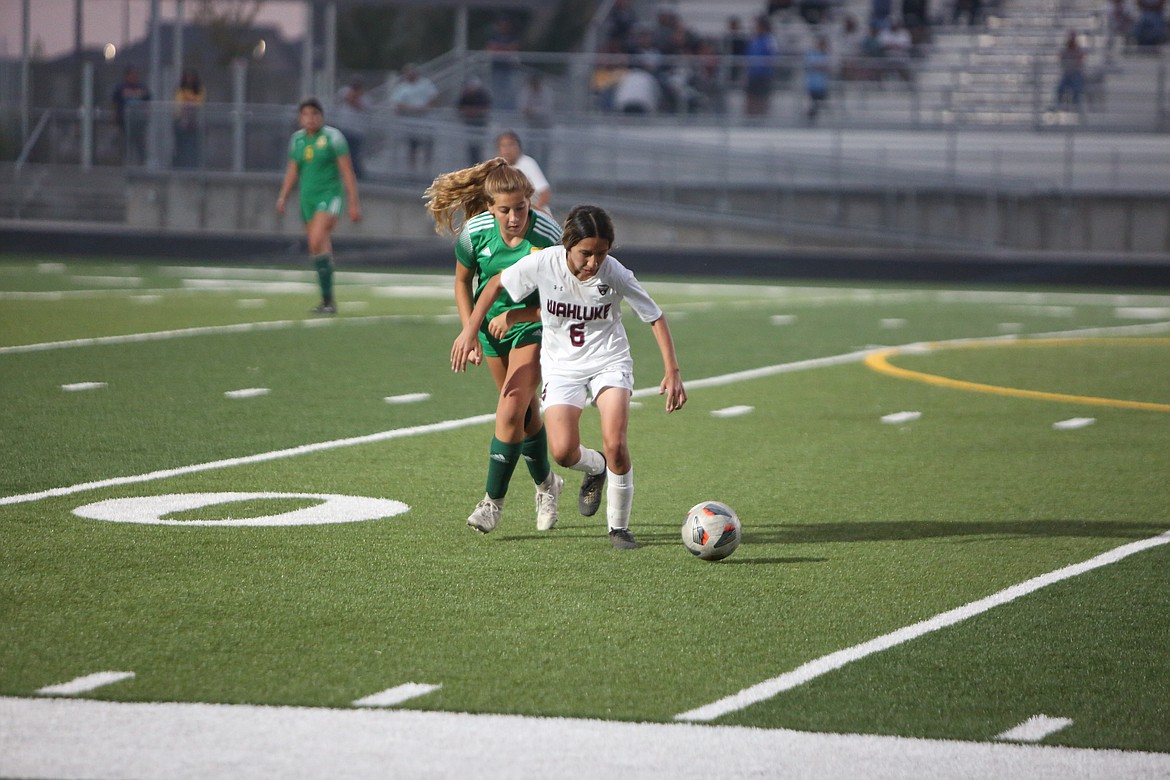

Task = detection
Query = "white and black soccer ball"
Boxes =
[681,501,741,561]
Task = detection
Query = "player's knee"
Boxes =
[550,442,578,468]
[604,443,630,473]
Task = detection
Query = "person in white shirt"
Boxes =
[614,63,660,114]
[389,63,439,172]
[496,130,551,213]
[451,204,687,549]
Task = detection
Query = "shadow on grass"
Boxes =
[712,556,828,565]
[748,519,1170,545]
[496,520,1169,554]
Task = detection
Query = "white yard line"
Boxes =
[2,696,1167,780]
[0,313,458,355]
[34,672,135,697]
[0,414,495,507]
[352,683,442,708]
[996,714,1076,743]
[675,530,1170,722]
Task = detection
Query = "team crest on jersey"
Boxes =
[597,284,610,296]
[316,136,327,148]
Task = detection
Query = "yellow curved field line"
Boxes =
[864,337,1170,413]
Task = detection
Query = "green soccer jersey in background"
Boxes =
[288,125,349,221]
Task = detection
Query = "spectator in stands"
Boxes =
[389,64,439,174]
[870,0,894,29]
[902,0,932,48]
[604,0,639,51]
[172,67,205,169]
[1134,0,1166,46]
[1105,0,1135,60]
[1055,30,1087,108]
[456,77,493,165]
[798,0,831,26]
[744,15,780,117]
[690,37,727,114]
[496,130,551,214]
[836,14,869,79]
[518,72,554,163]
[112,65,151,165]
[486,15,522,111]
[592,40,629,111]
[804,35,832,121]
[766,0,794,16]
[861,22,887,57]
[878,18,915,82]
[614,61,660,114]
[629,23,664,76]
[723,16,749,86]
[952,0,983,27]
[333,77,371,179]
[660,20,703,113]
[652,5,684,56]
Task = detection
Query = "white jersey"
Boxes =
[513,154,550,199]
[500,246,662,382]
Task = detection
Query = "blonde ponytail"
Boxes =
[423,157,535,235]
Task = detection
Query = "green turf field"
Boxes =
[1,257,1168,755]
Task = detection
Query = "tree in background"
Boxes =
[194,0,265,65]
[336,1,601,72]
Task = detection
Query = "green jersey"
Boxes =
[288,125,349,219]
[456,209,562,327]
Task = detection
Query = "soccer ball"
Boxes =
[681,501,741,561]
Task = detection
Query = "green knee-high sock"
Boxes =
[521,427,551,485]
[485,437,522,501]
[313,255,334,303]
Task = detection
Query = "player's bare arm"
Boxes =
[451,274,504,372]
[487,304,540,339]
[452,263,481,369]
[337,154,362,222]
[275,160,298,214]
[651,315,686,413]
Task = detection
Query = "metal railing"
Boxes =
[4,39,1169,251]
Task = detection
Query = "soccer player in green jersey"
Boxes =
[424,157,564,534]
[276,97,362,314]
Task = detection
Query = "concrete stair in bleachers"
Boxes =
[923,0,1112,126]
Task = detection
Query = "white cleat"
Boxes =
[535,473,564,531]
[467,498,502,534]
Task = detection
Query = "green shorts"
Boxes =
[300,194,343,224]
[480,321,542,358]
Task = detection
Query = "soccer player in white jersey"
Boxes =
[451,205,686,549]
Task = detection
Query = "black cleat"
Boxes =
[578,459,606,517]
[608,527,640,550]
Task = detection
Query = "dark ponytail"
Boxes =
[561,204,615,250]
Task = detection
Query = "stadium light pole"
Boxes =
[20,0,29,147]
[324,2,336,106]
[147,0,162,170]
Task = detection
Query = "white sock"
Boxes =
[606,468,633,531]
[569,446,606,476]
[484,492,504,510]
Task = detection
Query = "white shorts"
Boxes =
[542,367,634,409]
